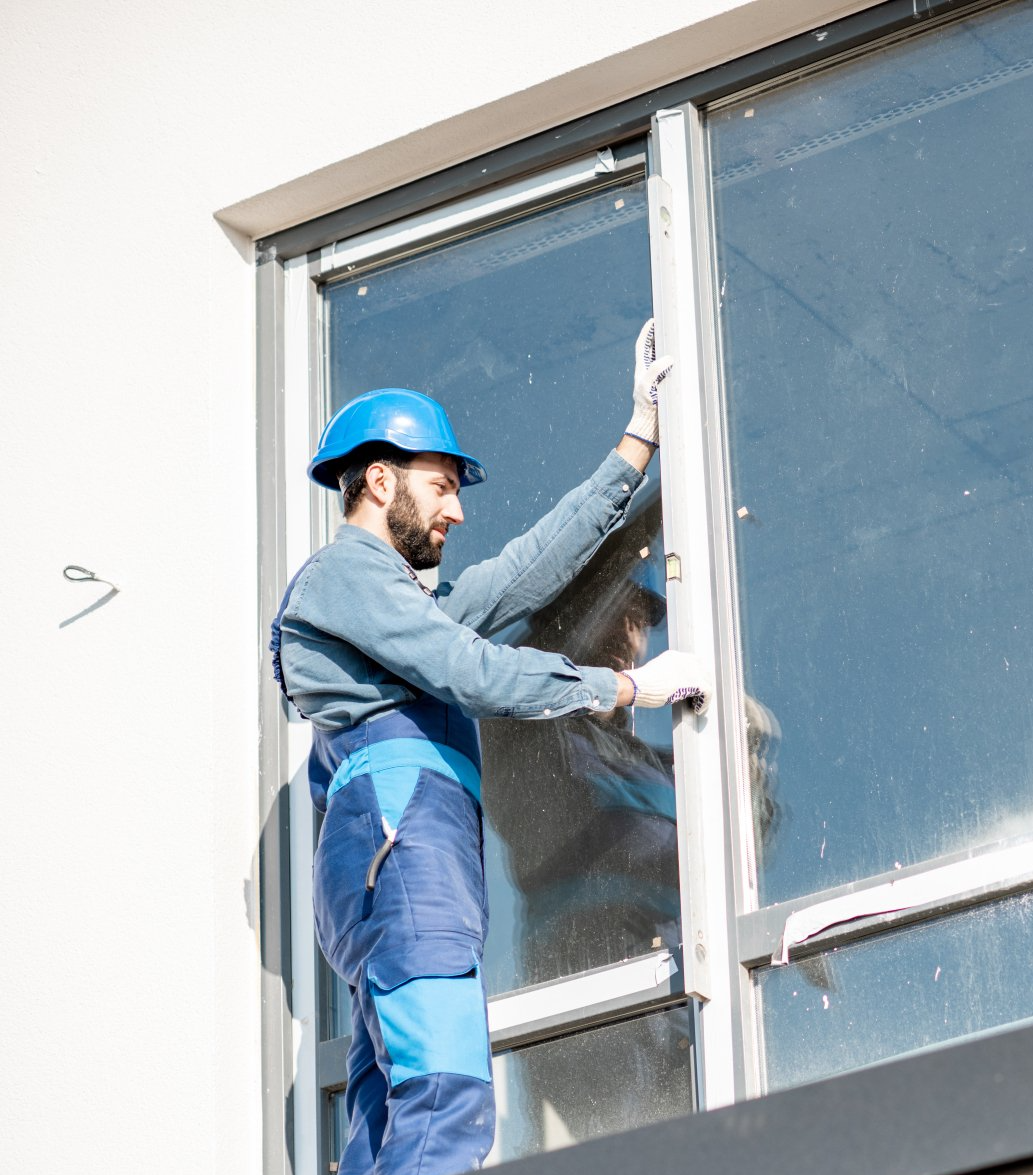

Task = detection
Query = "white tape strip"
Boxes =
[774,842,1033,965]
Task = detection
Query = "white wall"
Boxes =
[0,1,874,1172]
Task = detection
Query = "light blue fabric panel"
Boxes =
[327,743,370,804]
[369,739,481,804]
[367,765,420,830]
[372,972,491,1087]
[327,737,481,806]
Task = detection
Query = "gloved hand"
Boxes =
[625,318,674,447]
[623,649,713,715]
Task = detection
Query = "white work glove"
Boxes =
[623,649,713,715]
[625,318,674,447]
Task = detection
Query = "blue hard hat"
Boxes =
[307,388,487,490]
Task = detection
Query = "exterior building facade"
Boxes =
[4,1,1032,1173]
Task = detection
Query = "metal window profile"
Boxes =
[283,247,355,1169]
[282,250,326,1175]
[682,0,1033,1104]
[318,144,646,283]
[736,838,1033,968]
[487,949,684,1050]
[255,250,297,1175]
[282,154,691,1144]
[649,106,747,1110]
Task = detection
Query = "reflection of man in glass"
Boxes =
[482,496,679,983]
[482,503,783,1148]
[482,501,691,1146]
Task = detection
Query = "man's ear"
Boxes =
[364,462,397,507]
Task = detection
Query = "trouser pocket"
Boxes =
[313,809,376,963]
[366,942,491,1088]
[394,769,486,939]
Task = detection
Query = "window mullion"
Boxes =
[650,105,742,1110]
[284,253,324,1175]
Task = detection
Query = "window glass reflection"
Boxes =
[756,890,1033,1092]
[482,490,675,988]
[709,1,1033,904]
[323,178,672,995]
[486,1006,696,1164]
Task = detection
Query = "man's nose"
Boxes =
[443,495,464,525]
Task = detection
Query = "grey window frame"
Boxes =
[272,143,701,1173]
[254,1,1017,1170]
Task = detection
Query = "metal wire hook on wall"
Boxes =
[60,565,120,627]
[63,565,119,590]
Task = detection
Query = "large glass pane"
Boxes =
[756,890,1033,1092]
[324,178,676,995]
[481,488,676,987]
[487,1005,696,1164]
[708,1,1033,905]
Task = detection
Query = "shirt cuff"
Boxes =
[590,448,647,509]
[578,665,620,714]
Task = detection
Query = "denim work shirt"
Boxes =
[276,448,645,734]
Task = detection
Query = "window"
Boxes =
[276,149,700,1170]
[322,174,682,995]
[320,160,698,1162]
[700,0,1033,1095]
[256,1,1033,1170]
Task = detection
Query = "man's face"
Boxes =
[385,452,464,570]
[589,589,654,673]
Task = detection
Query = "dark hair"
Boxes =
[336,445,412,516]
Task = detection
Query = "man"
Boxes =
[270,321,713,1175]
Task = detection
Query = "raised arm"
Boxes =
[439,319,673,636]
[437,448,644,636]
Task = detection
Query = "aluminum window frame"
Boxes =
[275,142,704,1169]
[254,3,1017,1171]
[659,0,1033,1101]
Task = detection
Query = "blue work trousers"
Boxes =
[312,699,495,1175]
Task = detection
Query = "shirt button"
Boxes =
[622,483,630,492]
[543,708,552,716]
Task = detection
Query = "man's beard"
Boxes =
[386,473,444,570]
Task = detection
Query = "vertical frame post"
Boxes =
[257,248,297,1174]
[649,105,742,1108]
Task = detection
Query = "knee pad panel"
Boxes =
[369,945,491,1088]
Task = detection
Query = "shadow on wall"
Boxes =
[249,775,297,1168]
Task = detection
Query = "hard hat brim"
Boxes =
[309,445,487,491]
